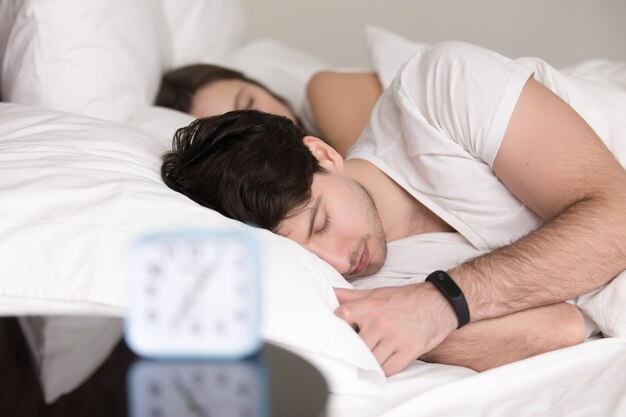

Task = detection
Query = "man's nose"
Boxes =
[312,242,351,275]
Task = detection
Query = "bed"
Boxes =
[1,1,625,415]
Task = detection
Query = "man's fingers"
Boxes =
[334,303,359,327]
[358,326,382,351]
[334,287,370,304]
[382,351,414,377]
[371,341,394,366]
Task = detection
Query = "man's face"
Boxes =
[276,171,388,279]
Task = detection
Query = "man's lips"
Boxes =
[351,244,369,276]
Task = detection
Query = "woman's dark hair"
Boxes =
[161,110,325,231]
[155,63,295,116]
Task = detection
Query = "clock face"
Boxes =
[127,359,267,417]
[125,230,262,359]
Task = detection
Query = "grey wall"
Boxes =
[241,0,626,68]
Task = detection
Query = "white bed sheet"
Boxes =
[328,337,626,417]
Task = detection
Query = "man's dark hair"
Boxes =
[161,110,326,231]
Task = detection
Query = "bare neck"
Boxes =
[344,159,455,241]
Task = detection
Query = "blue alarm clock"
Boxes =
[125,229,262,359]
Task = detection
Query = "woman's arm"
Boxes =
[419,302,585,371]
[306,71,383,156]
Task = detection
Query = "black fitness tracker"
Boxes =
[425,270,470,328]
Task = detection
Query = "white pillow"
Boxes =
[578,270,626,337]
[0,103,384,395]
[0,0,167,122]
[0,0,18,96]
[129,106,197,140]
[210,39,328,127]
[0,0,247,122]
[364,25,430,89]
[161,0,247,68]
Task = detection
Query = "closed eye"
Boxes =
[318,214,331,234]
[245,97,255,110]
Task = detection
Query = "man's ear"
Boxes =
[303,136,344,170]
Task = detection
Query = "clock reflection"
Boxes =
[128,358,268,417]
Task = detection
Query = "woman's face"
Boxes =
[190,79,296,122]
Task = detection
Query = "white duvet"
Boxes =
[328,337,626,417]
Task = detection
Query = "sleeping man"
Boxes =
[161,42,626,376]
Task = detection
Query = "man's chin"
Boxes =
[343,261,384,281]
[366,243,387,276]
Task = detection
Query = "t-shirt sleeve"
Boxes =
[393,41,533,167]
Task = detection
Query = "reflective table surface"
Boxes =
[0,316,327,417]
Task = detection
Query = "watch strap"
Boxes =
[426,270,470,328]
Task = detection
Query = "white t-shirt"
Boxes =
[350,232,485,289]
[348,41,626,252]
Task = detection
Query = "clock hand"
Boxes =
[172,375,211,417]
[170,259,217,329]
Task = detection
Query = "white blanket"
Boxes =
[577,271,626,337]
[328,337,626,417]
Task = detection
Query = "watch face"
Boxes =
[431,271,462,298]
[127,358,268,417]
[125,230,262,359]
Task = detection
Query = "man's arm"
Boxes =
[419,302,585,371]
[334,78,626,376]
[456,78,626,321]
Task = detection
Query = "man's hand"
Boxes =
[334,283,457,376]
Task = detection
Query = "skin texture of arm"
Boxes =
[334,77,626,376]
[419,302,585,371]
[306,71,382,156]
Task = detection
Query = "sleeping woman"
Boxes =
[155,63,382,157]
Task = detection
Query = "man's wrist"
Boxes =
[425,270,471,329]
[421,280,459,333]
